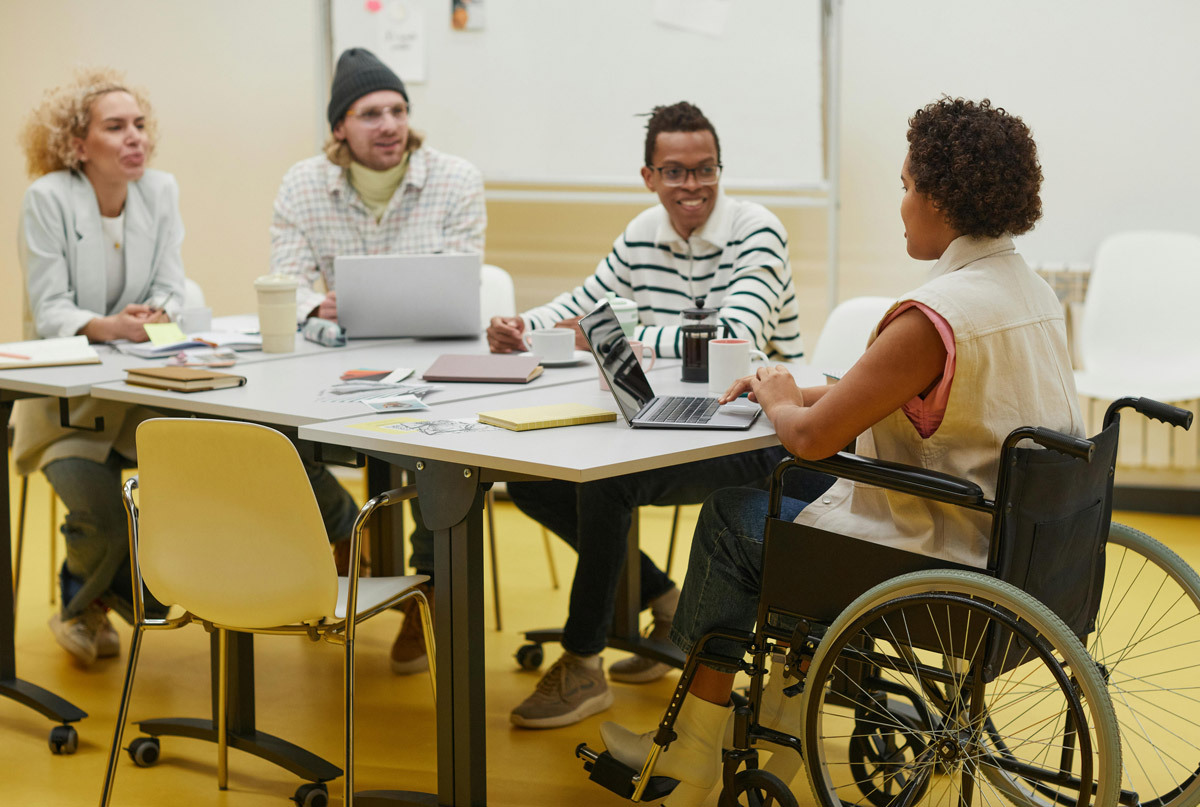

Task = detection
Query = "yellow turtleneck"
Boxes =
[348,152,410,222]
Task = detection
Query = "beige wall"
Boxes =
[5,1,1195,351]
[0,0,325,342]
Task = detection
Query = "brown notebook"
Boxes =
[422,354,545,384]
[125,366,247,392]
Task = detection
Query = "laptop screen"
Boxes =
[580,302,655,424]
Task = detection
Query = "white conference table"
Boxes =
[4,327,814,803]
[297,370,818,806]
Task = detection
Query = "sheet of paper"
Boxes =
[652,0,731,38]
[143,322,187,346]
[381,368,415,384]
[348,417,500,436]
[361,394,430,413]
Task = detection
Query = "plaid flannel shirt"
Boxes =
[270,146,486,320]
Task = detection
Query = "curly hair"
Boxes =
[19,67,157,179]
[643,101,721,166]
[906,97,1042,238]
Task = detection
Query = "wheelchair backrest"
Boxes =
[992,421,1119,639]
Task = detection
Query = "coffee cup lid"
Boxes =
[254,274,298,290]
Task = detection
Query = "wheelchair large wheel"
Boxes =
[801,570,1120,807]
[1087,522,1200,807]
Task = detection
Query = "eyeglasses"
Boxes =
[648,163,722,186]
[346,103,410,126]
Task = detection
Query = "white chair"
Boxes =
[182,277,206,309]
[1075,231,1200,402]
[808,296,895,375]
[101,418,434,807]
[480,262,516,326]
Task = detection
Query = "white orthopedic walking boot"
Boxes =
[600,696,734,806]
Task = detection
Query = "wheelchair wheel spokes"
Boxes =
[802,571,1120,807]
[1092,524,1200,807]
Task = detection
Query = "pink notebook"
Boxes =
[422,354,545,384]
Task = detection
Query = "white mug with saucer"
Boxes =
[523,328,576,363]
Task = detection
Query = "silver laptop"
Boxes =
[333,254,482,339]
[581,302,762,430]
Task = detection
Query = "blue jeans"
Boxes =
[669,487,808,673]
[508,446,830,656]
[43,453,167,623]
[302,458,437,575]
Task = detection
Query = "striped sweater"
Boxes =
[520,192,804,359]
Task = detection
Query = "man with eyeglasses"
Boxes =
[270,48,485,677]
[487,101,823,729]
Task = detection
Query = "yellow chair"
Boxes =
[100,418,434,807]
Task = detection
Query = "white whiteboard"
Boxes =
[331,0,825,190]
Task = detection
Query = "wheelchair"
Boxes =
[576,397,1198,807]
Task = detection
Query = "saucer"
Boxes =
[528,350,590,367]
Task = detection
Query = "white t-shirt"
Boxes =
[100,211,126,311]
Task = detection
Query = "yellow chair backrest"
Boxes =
[135,418,340,627]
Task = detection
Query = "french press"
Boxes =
[680,297,721,382]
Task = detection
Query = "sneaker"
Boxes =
[84,605,121,658]
[391,584,432,675]
[609,587,678,684]
[49,610,100,667]
[510,652,614,729]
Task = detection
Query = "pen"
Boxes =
[0,351,31,360]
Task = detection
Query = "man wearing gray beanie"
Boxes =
[270,47,485,677]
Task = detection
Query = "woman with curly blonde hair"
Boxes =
[14,68,184,666]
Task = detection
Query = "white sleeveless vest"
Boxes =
[794,235,1083,567]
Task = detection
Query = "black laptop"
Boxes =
[580,302,762,430]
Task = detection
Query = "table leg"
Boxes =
[1,397,87,730]
[355,458,486,807]
[366,457,406,577]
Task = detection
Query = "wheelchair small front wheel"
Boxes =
[718,768,799,807]
[801,570,1121,807]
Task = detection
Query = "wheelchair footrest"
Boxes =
[575,744,679,802]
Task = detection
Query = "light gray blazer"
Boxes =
[14,168,186,474]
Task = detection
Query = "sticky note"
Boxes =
[144,322,187,346]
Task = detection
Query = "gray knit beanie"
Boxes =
[327,48,408,128]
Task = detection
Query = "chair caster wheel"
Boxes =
[515,643,544,670]
[48,724,78,755]
[127,736,161,767]
[293,782,329,807]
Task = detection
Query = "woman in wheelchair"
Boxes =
[594,96,1104,806]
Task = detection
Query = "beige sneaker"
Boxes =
[510,652,614,729]
[49,610,101,667]
[391,585,431,675]
[610,586,678,684]
[83,605,120,658]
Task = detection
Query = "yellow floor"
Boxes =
[5,465,1199,806]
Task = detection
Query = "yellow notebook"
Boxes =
[477,403,617,432]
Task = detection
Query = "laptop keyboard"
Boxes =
[647,396,721,424]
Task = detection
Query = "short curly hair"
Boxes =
[643,101,721,167]
[19,67,157,179]
[906,97,1042,238]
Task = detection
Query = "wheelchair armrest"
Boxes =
[771,452,987,516]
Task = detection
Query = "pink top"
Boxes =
[876,301,956,438]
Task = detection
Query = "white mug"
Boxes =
[708,338,769,395]
[178,306,213,334]
[600,339,655,390]
[523,328,575,363]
